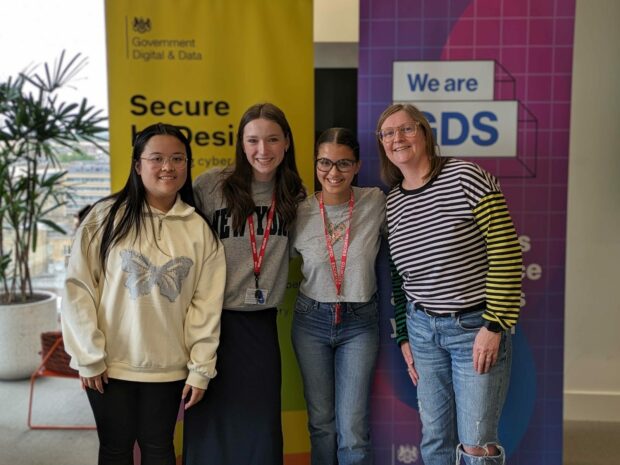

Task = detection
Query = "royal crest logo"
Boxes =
[396,444,419,464]
[133,17,151,33]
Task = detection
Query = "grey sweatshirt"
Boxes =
[193,168,291,311]
[291,186,386,303]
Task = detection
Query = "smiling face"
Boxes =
[379,110,428,169]
[242,118,289,182]
[135,134,188,212]
[316,142,360,205]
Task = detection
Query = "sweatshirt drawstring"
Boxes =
[157,216,163,240]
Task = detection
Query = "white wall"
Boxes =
[564,0,620,421]
[314,0,358,42]
[314,0,358,68]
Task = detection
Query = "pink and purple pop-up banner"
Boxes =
[359,1,574,463]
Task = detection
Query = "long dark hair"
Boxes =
[222,103,306,233]
[93,123,215,272]
[375,103,447,188]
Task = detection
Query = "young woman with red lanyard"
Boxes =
[290,128,385,465]
[183,103,306,465]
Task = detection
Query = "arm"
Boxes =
[60,220,108,379]
[472,191,523,331]
[460,164,522,372]
[288,218,300,259]
[389,253,419,384]
[389,254,408,345]
[471,181,522,373]
[461,164,523,330]
[183,232,226,406]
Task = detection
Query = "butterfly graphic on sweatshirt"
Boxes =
[120,250,193,302]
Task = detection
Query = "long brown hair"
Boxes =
[222,103,306,233]
[375,103,447,188]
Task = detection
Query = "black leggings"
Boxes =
[86,378,184,465]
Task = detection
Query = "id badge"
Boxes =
[244,288,270,305]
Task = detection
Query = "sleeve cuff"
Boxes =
[76,359,107,378]
[186,370,211,390]
[483,320,504,333]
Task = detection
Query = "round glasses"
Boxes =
[376,122,419,142]
[140,155,187,167]
[316,158,357,173]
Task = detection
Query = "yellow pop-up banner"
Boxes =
[105,1,313,462]
[105,0,314,190]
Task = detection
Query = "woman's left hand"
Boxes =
[182,384,206,410]
[473,327,501,374]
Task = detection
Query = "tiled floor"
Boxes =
[563,420,620,465]
[0,378,617,465]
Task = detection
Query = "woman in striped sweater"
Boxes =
[376,104,522,465]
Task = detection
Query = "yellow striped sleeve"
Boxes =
[473,193,523,329]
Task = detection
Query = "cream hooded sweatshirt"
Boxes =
[61,197,225,389]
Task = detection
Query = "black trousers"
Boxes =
[86,378,184,465]
[183,308,283,465]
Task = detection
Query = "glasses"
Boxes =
[376,122,419,142]
[140,155,187,167]
[315,158,357,173]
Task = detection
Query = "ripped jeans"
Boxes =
[406,302,511,465]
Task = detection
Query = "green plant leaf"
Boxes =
[0,50,108,301]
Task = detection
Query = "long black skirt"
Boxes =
[183,308,283,465]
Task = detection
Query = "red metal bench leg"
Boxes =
[27,336,96,430]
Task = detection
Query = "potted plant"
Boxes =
[0,51,107,379]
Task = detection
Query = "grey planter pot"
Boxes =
[0,291,59,380]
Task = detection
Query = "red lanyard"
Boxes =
[248,195,276,290]
[318,190,354,324]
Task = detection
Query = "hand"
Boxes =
[183,384,205,410]
[400,341,419,386]
[473,327,501,374]
[80,371,108,393]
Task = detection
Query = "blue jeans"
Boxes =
[291,293,380,465]
[406,302,511,465]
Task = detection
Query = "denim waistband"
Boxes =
[297,292,378,308]
[412,301,485,318]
